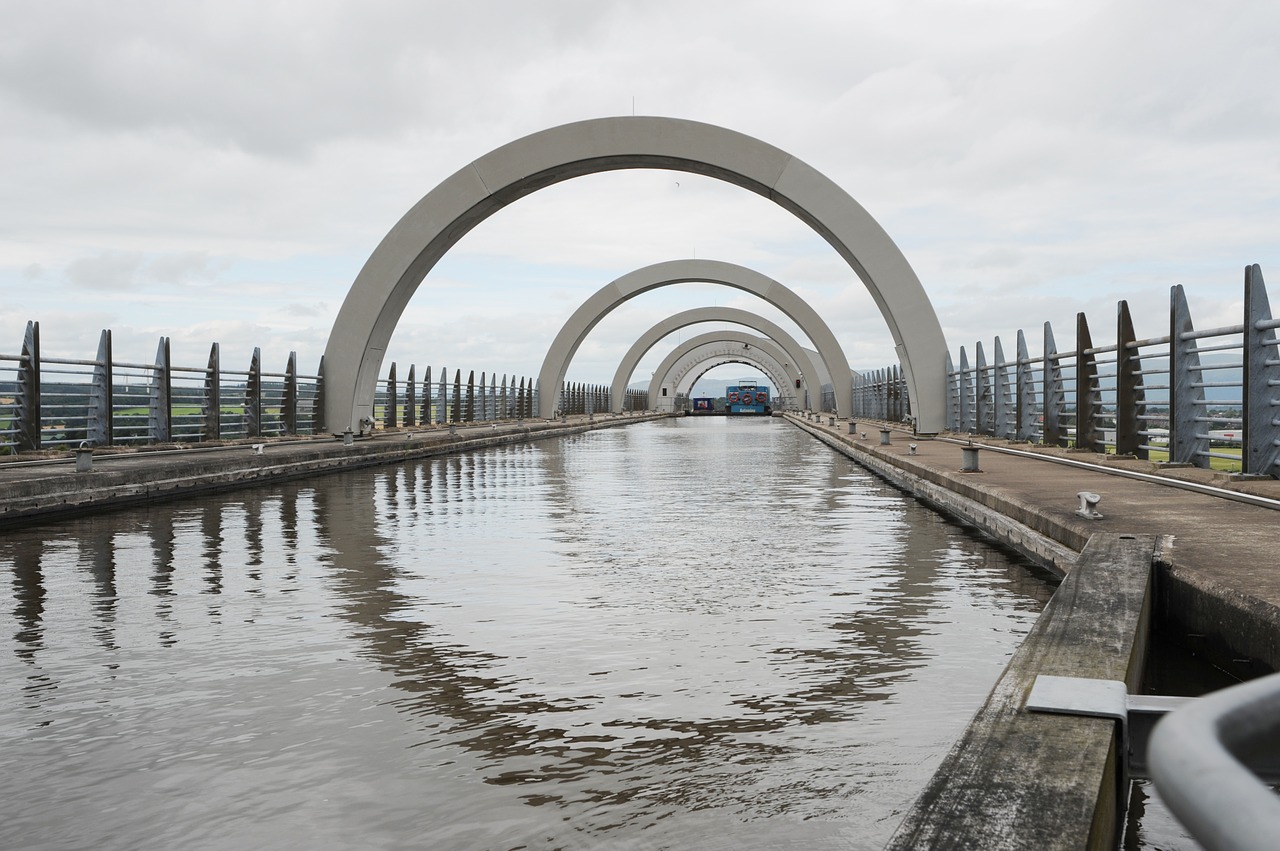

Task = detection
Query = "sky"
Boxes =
[3,1,1279,394]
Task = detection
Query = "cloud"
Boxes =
[3,0,1280,385]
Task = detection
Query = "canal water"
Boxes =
[0,417,1062,849]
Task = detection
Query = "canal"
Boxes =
[1,417,1062,849]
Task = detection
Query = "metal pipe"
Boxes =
[1149,670,1280,851]
[935,437,1280,511]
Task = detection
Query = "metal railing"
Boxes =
[853,365,910,423]
[937,264,1279,476]
[1149,670,1280,850]
[1,324,625,454]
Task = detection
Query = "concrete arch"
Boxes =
[322,116,946,434]
[650,331,800,410]
[539,259,855,418]
[609,306,830,413]
[674,355,797,410]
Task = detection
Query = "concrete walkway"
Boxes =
[786,414,1280,677]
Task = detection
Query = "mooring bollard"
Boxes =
[828,416,836,426]
[848,421,857,435]
[879,428,892,445]
[909,443,918,456]
[961,445,981,472]
[343,430,353,446]
[75,442,94,473]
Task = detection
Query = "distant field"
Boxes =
[1134,446,1241,473]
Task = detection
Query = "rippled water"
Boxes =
[0,418,1057,850]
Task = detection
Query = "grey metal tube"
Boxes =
[1148,670,1280,851]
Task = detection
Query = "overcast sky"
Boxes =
[4,1,1278,391]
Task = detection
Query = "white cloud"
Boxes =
[3,0,1279,385]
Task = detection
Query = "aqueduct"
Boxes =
[322,116,947,434]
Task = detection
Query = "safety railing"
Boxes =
[3,322,631,454]
[853,365,910,422]
[1149,670,1280,850]
[942,264,1279,477]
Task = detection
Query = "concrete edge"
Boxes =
[885,533,1157,850]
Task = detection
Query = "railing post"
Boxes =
[466,370,475,422]
[1171,285,1210,467]
[15,320,41,452]
[944,354,956,430]
[246,347,262,438]
[437,367,448,425]
[1076,312,1100,452]
[150,336,172,443]
[1243,264,1280,477]
[452,369,461,423]
[1015,329,1036,441]
[203,343,221,442]
[404,364,416,428]
[282,351,298,435]
[975,342,990,435]
[958,347,973,433]
[477,371,486,422]
[532,378,539,418]
[313,355,326,435]
[1043,322,1065,446]
[994,336,1013,439]
[427,365,437,424]
[1116,300,1145,458]
[383,362,397,430]
[89,329,113,447]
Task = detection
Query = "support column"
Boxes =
[1243,264,1280,477]
[89,330,113,447]
[150,337,172,443]
[1170,286,1209,467]
[15,321,40,452]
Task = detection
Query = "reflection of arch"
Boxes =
[609,307,830,413]
[322,116,946,434]
[650,331,799,409]
[538,259,853,419]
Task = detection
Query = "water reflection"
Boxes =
[0,418,1054,850]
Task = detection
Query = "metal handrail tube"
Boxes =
[1128,334,1172,347]
[1180,324,1246,341]
[1189,342,1243,355]
[1197,362,1243,371]
[1256,318,1280,331]
[1149,670,1280,851]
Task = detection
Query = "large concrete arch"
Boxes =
[650,331,800,411]
[322,116,947,434]
[538,259,855,418]
[609,306,831,413]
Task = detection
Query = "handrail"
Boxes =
[1148,670,1280,851]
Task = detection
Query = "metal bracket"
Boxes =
[1026,675,1193,783]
